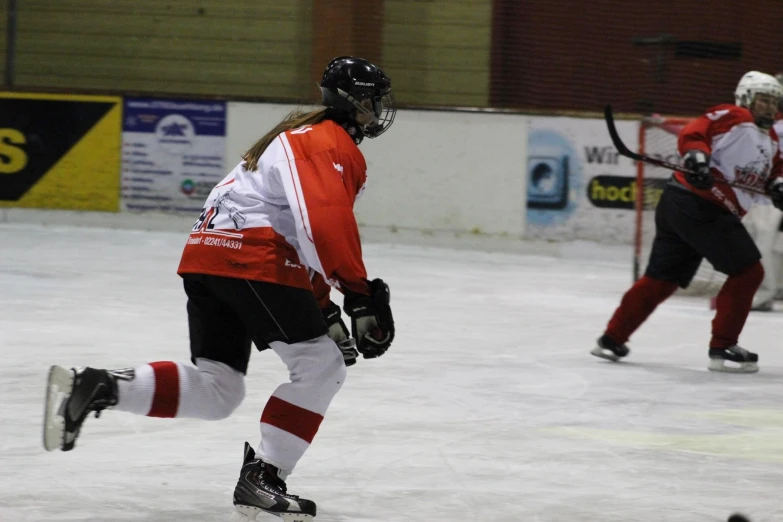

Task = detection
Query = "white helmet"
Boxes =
[734,71,783,107]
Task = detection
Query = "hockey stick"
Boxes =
[604,104,769,197]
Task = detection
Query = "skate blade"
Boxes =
[230,508,254,522]
[43,365,74,451]
[590,346,621,362]
[280,514,314,522]
[232,505,314,522]
[708,359,759,374]
[751,300,774,312]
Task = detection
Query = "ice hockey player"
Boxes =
[745,72,783,311]
[42,56,397,521]
[593,71,783,373]
[743,203,783,312]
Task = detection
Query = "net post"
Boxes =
[633,119,646,282]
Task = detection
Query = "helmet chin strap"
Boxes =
[324,108,365,144]
[340,121,365,145]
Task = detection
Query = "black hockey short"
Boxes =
[644,184,761,288]
[182,273,328,374]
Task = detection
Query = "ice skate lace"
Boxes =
[88,391,117,419]
[75,387,113,421]
[76,370,119,421]
[254,463,299,499]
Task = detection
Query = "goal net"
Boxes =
[636,116,727,296]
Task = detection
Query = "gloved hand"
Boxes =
[769,182,783,211]
[682,150,713,190]
[343,278,395,359]
[322,301,358,366]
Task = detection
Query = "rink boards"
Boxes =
[0,92,650,245]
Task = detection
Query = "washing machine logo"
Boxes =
[527,154,569,209]
[526,128,583,227]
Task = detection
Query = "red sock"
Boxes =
[711,261,764,349]
[606,276,678,344]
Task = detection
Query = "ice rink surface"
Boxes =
[2,223,783,522]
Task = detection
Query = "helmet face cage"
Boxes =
[320,56,396,138]
[364,90,396,138]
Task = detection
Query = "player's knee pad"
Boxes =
[190,358,246,420]
[273,335,347,397]
[750,261,765,289]
[322,344,348,394]
[738,260,765,289]
[633,276,678,304]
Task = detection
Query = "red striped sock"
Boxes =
[260,396,324,443]
[148,361,180,418]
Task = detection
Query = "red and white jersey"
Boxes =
[177,119,371,296]
[675,104,783,216]
[775,119,783,154]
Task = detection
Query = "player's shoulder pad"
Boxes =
[701,104,754,130]
[771,117,783,138]
[283,120,340,158]
[325,121,366,167]
[770,126,781,146]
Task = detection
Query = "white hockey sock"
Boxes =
[115,358,245,419]
[257,335,347,475]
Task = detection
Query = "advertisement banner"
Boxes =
[122,98,226,214]
[525,116,639,242]
[0,92,122,211]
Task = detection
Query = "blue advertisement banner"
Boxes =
[122,98,227,213]
[525,116,639,242]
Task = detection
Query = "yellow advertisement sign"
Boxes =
[0,92,122,211]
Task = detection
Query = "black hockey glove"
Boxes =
[343,278,395,359]
[322,301,359,366]
[769,183,783,211]
[682,150,713,190]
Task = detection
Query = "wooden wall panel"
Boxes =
[383,0,491,107]
[0,2,8,85]
[310,0,384,93]
[13,0,313,99]
[491,0,783,115]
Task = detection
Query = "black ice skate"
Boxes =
[590,334,630,362]
[43,366,124,451]
[708,346,759,373]
[751,299,774,312]
[232,442,316,522]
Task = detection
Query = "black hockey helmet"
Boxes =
[320,56,395,138]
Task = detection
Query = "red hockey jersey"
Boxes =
[675,104,783,216]
[177,119,371,297]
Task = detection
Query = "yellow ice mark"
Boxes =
[547,409,783,463]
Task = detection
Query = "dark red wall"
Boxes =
[491,0,783,116]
